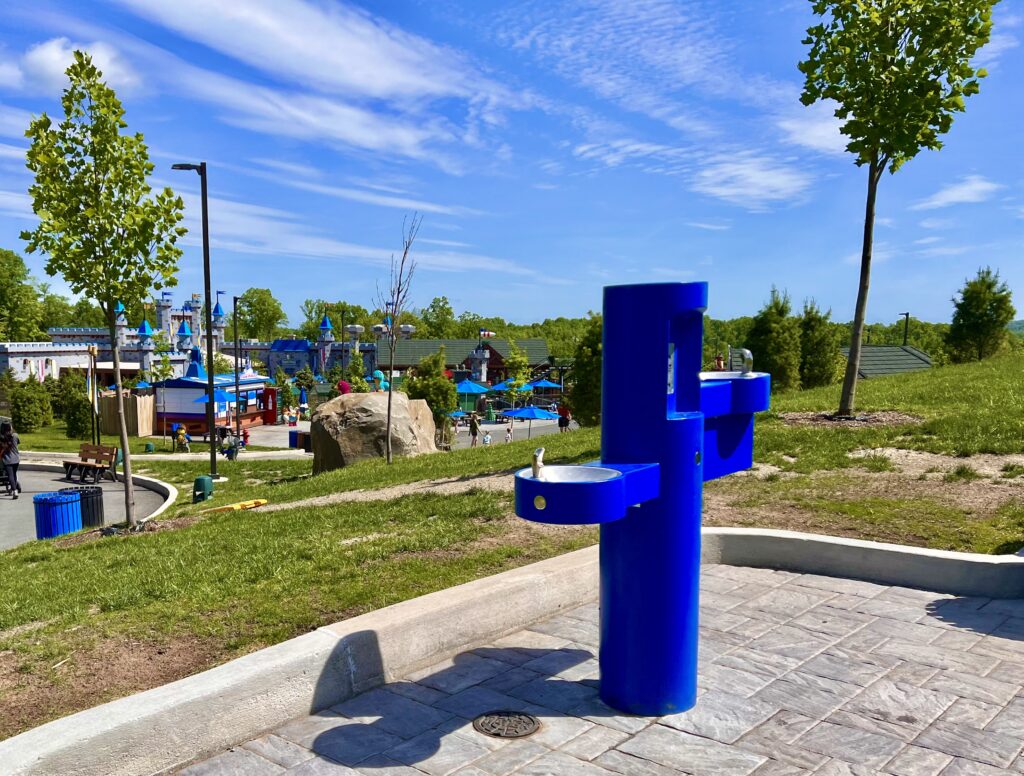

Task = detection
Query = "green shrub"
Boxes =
[64,393,94,439]
[745,288,801,392]
[10,383,46,432]
[569,315,602,426]
[799,300,841,388]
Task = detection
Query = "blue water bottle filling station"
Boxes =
[514,281,771,716]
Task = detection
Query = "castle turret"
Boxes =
[176,318,192,353]
[114,301,128,348]
[211,298,226,352]
[156,292,173,338]
[138,319,155,373]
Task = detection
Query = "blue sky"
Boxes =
[0,0,1020,327]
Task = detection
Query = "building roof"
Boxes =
[269,338,314,352]
[839,345,932,378]
[376,338,550,367]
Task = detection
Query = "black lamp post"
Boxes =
[899,312,910,347]
[172,161,218,479]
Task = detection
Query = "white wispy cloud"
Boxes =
[687,222,730,231]
[497,0,792,134]
[0,103,32,138]
[776,100,848,155]
[691,153,812,210]
[913,236,942,245]
[910,175,1002,210]
[0,188,33,219]
[418,238,474,248]
[0,142,27,160]
[919,217,954,229]
[0,36,140,94]
[248,158,323,180]
[112,0,492,103]
[241,169,479,216]
[916,244,971,258]
[171,187,525,276]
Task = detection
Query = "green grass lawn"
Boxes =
[754,353,1024,472]
[2,355,1022,738]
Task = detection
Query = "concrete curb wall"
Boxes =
[21,463,179,522]
[702,527,1024,598]
[4,527,1023,775]
[0,547,599,776]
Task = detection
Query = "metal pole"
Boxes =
[200,161,217,479]
[234,295,241,440]
[901,312,910,347]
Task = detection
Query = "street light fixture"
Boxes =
[233,295,242,441]
[172,161,219,480]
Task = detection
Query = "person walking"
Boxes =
[1,421,21,499]
[505,424,513,443]
[469,412,480,448]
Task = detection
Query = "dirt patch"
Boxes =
[780,411,924,428]
[0,634,227,741]
[851,448,1024,478]
[51,515,202,548]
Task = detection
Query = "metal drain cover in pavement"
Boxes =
[472,710,541,738]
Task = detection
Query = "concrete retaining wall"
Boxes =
[2,527,1022,775]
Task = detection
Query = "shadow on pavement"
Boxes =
[307,638,627,770]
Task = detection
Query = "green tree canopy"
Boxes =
[947,267,1016,362]
[745,288,802,393]
[234,288,288,341]
[568,314,602,426]
[799,0,995,415]
[22,50,186,527]
[0,249,43,341]
[420,296,457,339]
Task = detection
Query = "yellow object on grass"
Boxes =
[200,499,268,514]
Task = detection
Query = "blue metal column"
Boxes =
[599,282,707,716]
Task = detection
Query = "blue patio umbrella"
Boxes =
[134,380,151,389]
[193,389,233,403]
[448,410,467,417]
[299,388,308,405]
[455,379,488,394]
[502,405,559,438]
[527,379,562,389]
[489,380,533,392]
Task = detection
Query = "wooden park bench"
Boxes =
[63,443,118,483]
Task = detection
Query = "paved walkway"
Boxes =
[180,566,1024,775]
[0,469,164,550]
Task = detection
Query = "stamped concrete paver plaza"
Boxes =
[180,566,1024,775]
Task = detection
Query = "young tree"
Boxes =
[745,289,802,393]
[799,300,842,388]
[376,215,421,464]
[947,267,1016,362]
[502,340,531,408]
[294,365,316,392]
[22,51,185,527]
[799,0,995,415]
[406,346,457,443]
[234,288,288,340]
[568,314,602,426]
[346,357,370,393]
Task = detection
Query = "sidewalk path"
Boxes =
[181,566,1024,774]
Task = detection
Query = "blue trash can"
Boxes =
[33,491,83,539]
[288,429,298,448]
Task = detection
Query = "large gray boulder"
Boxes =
[311,391,437,473]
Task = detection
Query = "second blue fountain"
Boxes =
[514,281,771,716]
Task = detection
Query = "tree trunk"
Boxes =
[838,157,881,418]
[385,341,395,464]
[107,308,137,528]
